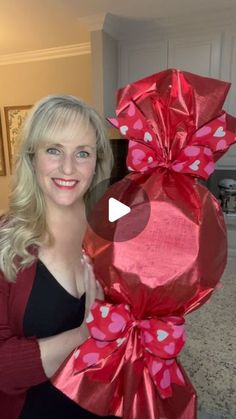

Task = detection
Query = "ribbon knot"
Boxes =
[108,102,236,180]
[73,300,186,398]
[158,160,173,170]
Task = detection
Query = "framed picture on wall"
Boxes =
[4,105,32,172]
[0,115,6,176]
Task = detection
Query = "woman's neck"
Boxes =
[44,200,87,253]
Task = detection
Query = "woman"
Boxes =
[0,95,118,418]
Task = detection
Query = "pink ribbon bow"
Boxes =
[72,300,186,398]
[108,102,236,180]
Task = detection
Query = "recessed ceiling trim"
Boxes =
[77,13,106,32]
[0,43,91,66]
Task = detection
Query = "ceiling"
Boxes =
[1,0,236,56]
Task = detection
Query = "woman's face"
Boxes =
[33,119,97,210]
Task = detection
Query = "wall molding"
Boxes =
[111,8,236,41]
[77,13,106,32]
[0,43,91,66]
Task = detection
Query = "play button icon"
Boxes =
[85,176,150,242]
[108,198,131,222]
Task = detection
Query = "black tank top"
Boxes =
[19,259,119,419]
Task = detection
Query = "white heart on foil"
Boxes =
[157,329,168,342]
[189,160,200,171]
[116,337,126,347]
[214,127,225,137]
[144,132,153,142]
[120,125,128,135]
[148,156,153,163]
[100,306,110,318]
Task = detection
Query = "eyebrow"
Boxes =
[46,143,96,150]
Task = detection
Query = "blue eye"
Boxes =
[46,148,60,155]
[77,151,90,158]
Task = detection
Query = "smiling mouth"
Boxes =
[52,178,79,189]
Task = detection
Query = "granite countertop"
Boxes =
[180,272,236,419]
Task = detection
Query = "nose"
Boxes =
[60,154,75,175]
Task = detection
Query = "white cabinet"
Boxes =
[168,33,222,78]
[119,32,222,88]
[217,31,236,169]
[118,40,168,87]
[118,26,236,169]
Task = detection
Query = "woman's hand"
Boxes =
[76,255,104,349]
[82,255,104,320]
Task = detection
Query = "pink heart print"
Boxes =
[140,320,151,329]
[108,118,119,127]
[151,360,163,376]
[128,102,136,117]
[184,146,200,157]
[172,162,184,172]
[203,147,213,156]
[95,341,110,348]
[91,326,106,340]
[164,342,176,355]
[131,148,146,165]
[133,118,143,130]
[172,325,185,339]
[108,312,126,333]
[160,369,171,389]
[143,331,154,343]
[204,162,215,176]
[195,125,212,137]
[129,140,137,149]
[83,352,100,366]
[216,139,227,150]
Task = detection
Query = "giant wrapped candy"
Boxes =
[52,69,236,419]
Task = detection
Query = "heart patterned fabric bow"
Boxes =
[72,300,186,399]
[108,102,236,180]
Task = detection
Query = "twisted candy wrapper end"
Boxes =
[108,69,236,179]
[53,300,197,419]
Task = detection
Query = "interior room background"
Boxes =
[0,6,236,419]
[1,10,235,271]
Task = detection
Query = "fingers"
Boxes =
[86,263,104,301]
[84,263,97,314]
[82,254,105,313]
[81,253,92,265]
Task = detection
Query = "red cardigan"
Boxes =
[0,261,48,419]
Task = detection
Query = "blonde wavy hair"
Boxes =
[0,95,114,282]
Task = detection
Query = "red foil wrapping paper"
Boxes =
[52,69,236,419]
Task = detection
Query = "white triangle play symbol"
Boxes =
[108,198,131,222]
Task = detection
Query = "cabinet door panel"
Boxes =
[168,33,222,78]
[217,32,236,169]
[119,40,168,87]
